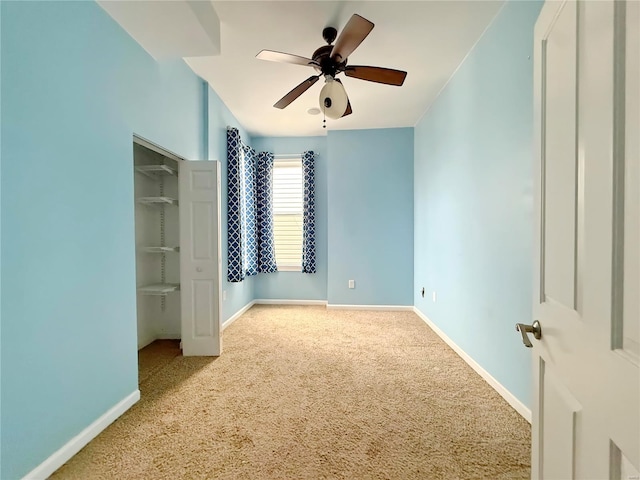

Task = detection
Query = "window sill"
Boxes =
[277,266,302,272]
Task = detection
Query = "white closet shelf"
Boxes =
[140,246,180,253]
[137,196,178,207]
[137,283,180,296]
[135,164,178,179]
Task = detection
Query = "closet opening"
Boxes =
[133,138,182,362]
[132,135,223,368]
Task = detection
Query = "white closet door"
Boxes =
[179,160,222,356]
[531,1,639,477]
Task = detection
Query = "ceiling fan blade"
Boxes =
[344,65,407,86]
[335,78,352,117]
[274,75,320,109]
[330,14,374,63]
[342,100,352,117]
[256,50,316,67]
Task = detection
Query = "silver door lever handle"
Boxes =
[515,321,542,348]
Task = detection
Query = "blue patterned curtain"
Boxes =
[227,128,258,282]
[242,146,259,277]
[227,128,244,282]
[301,151,316,273]
[256,152,277,273]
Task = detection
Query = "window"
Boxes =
[273,159,303,271]
[239,147,249,271]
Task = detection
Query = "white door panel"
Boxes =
[540,364,580,480]
[533,1,639,478]
[179,161,222,356]
[621,0,639,362]
[541,0,577,311]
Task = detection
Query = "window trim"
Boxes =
[277,265,302,272]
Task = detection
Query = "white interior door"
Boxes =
[531,1,639,478]
[179,160,222,356]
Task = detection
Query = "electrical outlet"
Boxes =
[348,280,355,289]
[223,290,227,301]
[421,287,425,298]
[432,291,437,302]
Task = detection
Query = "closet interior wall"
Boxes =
[133,143,181,349]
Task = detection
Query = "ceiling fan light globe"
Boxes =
[319,80,348,120]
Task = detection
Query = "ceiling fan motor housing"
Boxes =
[312,45,346,78]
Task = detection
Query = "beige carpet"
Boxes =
[137,339,182,384]
[52,305,530,479]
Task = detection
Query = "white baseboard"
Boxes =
[155,333,181,340]
[326,304,414,311]
[138,334,180,351]
[222,299,329,331]
[413,307,532,423]
[137,335,156,351]
[222,300,256,331]
[254,299,328,306]
[23,390,140,480]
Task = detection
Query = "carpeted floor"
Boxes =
[52,305,531,479]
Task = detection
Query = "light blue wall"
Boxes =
[251,136,328,301]
[0,2,3,471]
[327,128,414,306]
[207,89,257,319]
[413,1,542,408]
[0,2,247,477]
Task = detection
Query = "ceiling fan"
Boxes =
[256,14,407,121]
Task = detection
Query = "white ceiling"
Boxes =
[98,0,221,59]
[101,1,505,137]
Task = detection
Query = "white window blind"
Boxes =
[273,159,303,270]
[239,147,249,271]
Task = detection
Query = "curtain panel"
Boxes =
[227,128,244,282]
[302,151,316,274]
[242,145,259,277]
[227,128,259,282]
[256,152,278,273]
